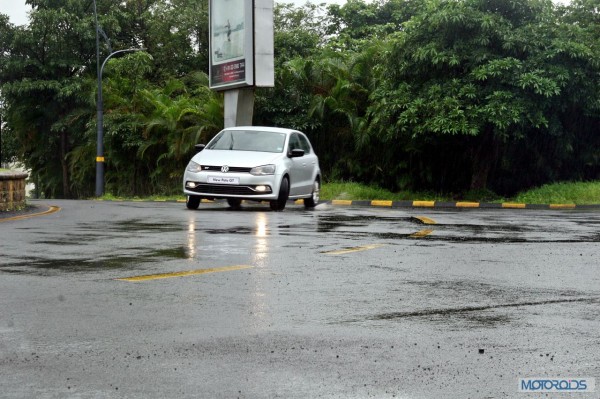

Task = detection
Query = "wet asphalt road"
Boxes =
[1,200,599,398]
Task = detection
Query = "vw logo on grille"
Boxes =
[221,165,229,173]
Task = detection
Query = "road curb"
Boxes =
[318,200,600,210]
[0,204,60,222]
[95,198,600,210]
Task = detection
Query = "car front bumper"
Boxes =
[183,170,281,200]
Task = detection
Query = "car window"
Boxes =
[288,133,301,152]
[298,134,312,154]
[206,130,286,153]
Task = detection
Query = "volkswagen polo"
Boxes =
[183,126,321,211]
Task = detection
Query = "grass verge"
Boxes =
[512,181,600,205]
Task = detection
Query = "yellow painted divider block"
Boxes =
[413,201,435,207]
[549,204,576,209]
[371,200,393,207]
[502,203,526,209]
[332,200,353,206]
[414,216,437,225]
[456,202,480,208]
[410,229,434,238]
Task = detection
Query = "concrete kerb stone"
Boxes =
[100,198,600,210]
[317,200,600,210]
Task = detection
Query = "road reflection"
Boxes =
[186,216,196,259]
[251,212,271,327]
[253,212,269,266]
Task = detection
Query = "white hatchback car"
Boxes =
[183,126,321,211]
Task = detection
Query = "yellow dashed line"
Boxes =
[414,216,437,225]
[117,265,253,282]
[410,229,434,238]
[322,244,386,255]
[409,229,433,238]
[0,206,61,222]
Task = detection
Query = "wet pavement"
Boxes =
[1,200,599,398]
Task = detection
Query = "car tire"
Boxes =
[304,179,320,208]
[186,195,201,210]
[227,198,242,209]
[270,177,289,211]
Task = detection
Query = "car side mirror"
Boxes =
[194,144,206,152]
[290,148,305,158]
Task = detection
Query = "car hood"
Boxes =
[192,149,283,167]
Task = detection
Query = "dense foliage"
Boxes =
[1,0,598,198]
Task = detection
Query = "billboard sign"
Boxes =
[209,0,254,90]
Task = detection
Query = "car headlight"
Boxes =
[250,164,276,176]
[186,161,203,173]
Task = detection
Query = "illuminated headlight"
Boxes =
[186,182,197,188]
[250,164,275,176]
[186,161,202,173]
[255,185,268,192]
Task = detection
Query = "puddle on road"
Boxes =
[334,297,600,328]
[0,246,191,276]
[205,227,255,235]
[317,215,415,233]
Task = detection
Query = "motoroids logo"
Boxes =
[519,378,595,392]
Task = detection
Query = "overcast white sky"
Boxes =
[0,0,347,26]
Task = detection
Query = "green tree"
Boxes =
[0,1,97,197]
[365,0,597,191]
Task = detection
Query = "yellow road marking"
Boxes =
[414,216,437,225]
[323,244,386,255]
[410,229,434,238]
[456,202,480,208]
[371,200,392,207]
[413,201,435,207]
[117,265,253,282]
[331,200,353,206]
[295,199,304,205]
[0,206,61,222]
[549,204,576,209]
[502,203,526,209]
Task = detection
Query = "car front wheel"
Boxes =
[186,195,201,210]
[270,177,289,211]
[304,179,320,208]
[227,198,242,209]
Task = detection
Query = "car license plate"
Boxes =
[208,176,239,185]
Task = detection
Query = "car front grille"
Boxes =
[187,183,271,196]
[201,165,252,173]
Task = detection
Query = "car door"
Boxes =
[287,133,304,196]
[297,133,318,194]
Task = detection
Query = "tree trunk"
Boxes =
[470,127,500,190]
[60,130,71,198]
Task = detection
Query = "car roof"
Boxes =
[222,126,300,135]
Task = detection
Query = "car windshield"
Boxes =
[207,130,287,153]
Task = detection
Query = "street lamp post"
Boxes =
[93,0,144,196]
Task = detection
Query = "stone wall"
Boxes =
[0,172,28,211]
